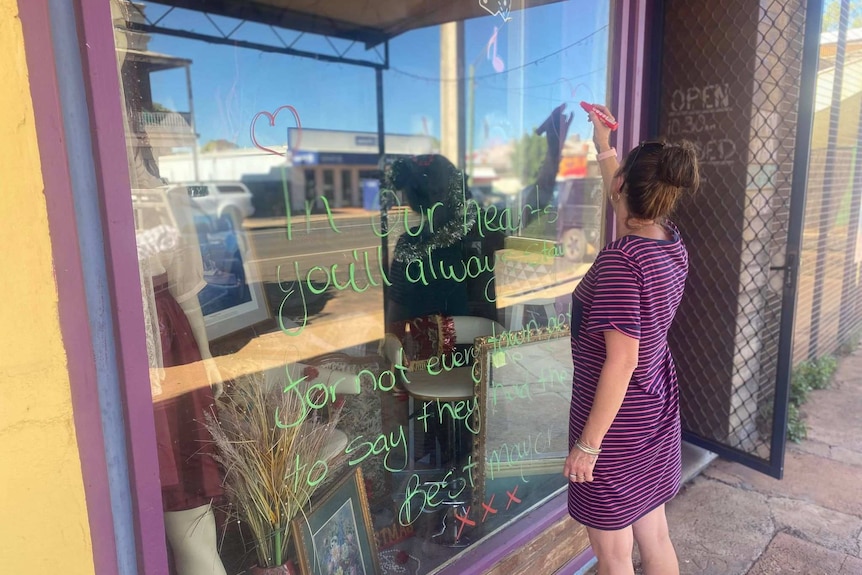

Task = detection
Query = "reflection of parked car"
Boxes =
[555,177,603,262]
[183,182,255,231]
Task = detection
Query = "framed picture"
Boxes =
[134,184,270,342]
[291,468,381,575]
[470,326,573,514]
[184,186,270,341]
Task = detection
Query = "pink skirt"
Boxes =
[152,275,223,511]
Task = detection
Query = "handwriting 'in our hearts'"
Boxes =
[250,105,302,157]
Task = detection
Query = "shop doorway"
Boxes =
[649,0,820,479]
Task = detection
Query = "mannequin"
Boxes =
[136,190,227,575]
[163,506,224,575]
[112,2,227,571]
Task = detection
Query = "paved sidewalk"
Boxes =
[667,346,862,575]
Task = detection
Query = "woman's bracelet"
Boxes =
[576,439,602,456]
[596,147,617,161]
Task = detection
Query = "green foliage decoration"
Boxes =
[784,356,838,443]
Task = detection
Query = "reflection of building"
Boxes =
[115,1,198,181]
[119,49,196,155]
[157,129,438,213]
[288,128,437,207]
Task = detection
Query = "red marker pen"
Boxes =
[580,101,618,131]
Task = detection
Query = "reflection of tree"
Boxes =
[822,0,862,32]
[201,139,239,153]
[511,131,548,183]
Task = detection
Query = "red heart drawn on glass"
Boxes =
[250,105,302,157]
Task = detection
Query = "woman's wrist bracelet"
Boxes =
[576,439,602,456]
[596,147,617,161]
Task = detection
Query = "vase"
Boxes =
[250,560,298,575]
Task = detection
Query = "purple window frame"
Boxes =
[16,2,122,574]
[46,0,651,572]
[73,0,171,573]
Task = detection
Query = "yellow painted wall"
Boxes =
[0,1,96,573]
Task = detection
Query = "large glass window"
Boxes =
[111,0,610,572]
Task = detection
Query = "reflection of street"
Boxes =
[211,209,591,380]
[243,211,403,285]
[241,212,400,351]
[206,210,402,375]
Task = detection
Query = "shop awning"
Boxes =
[153,0,563,46]
[119,48,191,72]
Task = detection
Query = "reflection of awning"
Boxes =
[153,0,562,45]
[118,47,191,72]
[471,166,498,183]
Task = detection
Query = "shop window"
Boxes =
[110,0,610,572]
[322,169,336,203]
[342,169,354,207]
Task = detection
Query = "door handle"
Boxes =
[769,253,797,289]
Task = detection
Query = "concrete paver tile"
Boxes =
[803,359,862,453]
[829,444,862,468]
[666,477,773,575]
[747,532,846,575]
[703,450,862,517]
[802,380,862,453]
[788,438,832,460]
[840,555,862,574]
[768,496,862,556]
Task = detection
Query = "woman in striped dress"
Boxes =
[564,105,699,575]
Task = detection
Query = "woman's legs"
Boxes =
[586,525,635,575]
[631,504,679,575]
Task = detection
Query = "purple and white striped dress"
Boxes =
[568,222,688,530]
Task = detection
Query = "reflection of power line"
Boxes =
[479,67,606,93]
[476,84,594,106]
[465,68,605,110]
[388,25,608,84]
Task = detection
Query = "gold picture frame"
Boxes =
[291,467,381,575]
[470,325,573,515]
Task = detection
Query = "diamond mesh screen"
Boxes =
[794,1,862,362]
[657,0,806,462]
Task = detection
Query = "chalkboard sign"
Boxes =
[657,0,760,442]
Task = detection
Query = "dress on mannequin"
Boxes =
[137,195,223,512]
[136,198,226,575]
[152,271,223,510]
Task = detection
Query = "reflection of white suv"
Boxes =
[183,182,255,230]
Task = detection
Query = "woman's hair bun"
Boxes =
[658,140,699,190]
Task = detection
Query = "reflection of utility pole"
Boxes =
[440,23,465,167]
[467,28,504,177]
[185,63,200,181]
[442,24,507,175]
[467,64,476,176]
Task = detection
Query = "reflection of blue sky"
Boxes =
[146,1,609,148]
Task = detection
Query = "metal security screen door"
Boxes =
[652,0,822,479]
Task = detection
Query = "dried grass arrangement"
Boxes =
[205,368,342,569]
